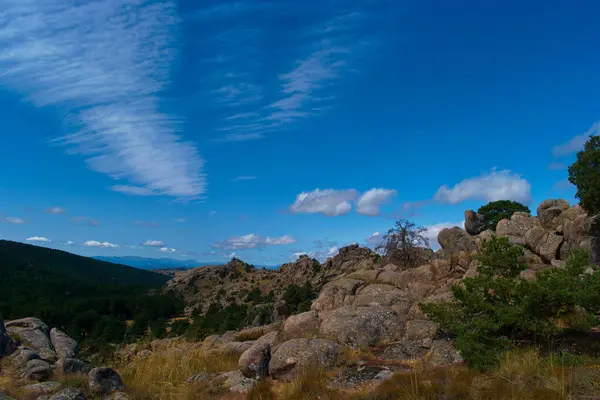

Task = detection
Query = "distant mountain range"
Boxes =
[92,256,205,270]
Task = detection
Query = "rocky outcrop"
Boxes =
[48,388,87,400]
[438,227,477,255]
[283,311,319,339]
[50,328,79,359]
[5,318,57,362]
[88,367,125,396]
[464,210,486,235]
[311,279,363,312]
[319,306,404,348]
[55,358,91,374]
[268,338,341,380]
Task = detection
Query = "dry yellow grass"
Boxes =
[116,343,241,400]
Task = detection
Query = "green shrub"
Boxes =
[422,236,600,371]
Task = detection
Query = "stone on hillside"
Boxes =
[464,210,486,235]
[283,311,319,339]
[438,227,477,255]
[238,341,271,380]
[48,388,87,400]
[269,338,340,381]
[405,320,439,341]
[427,339,463,366]
[475,230,494,250]
[319,306,404,348]
[203,334,221,349]
[50,328,79,359]
[9,347,40,369]
[537,199,570,230]
[23,381,61,394]
[55,358,91,374]
[6,318,56,362]
[539,232,564,263]
[20,359,52,381]
[346,269,381,282]
[216,331,237,345]
[352,284,410,308]
[0,313,17,358]
[222,341,254,353]
[311,279,363,312]
[88,367,125,396]
[525,224,547,253]
[273,300,290,321]
[216,370,256,393]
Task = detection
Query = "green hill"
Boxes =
[0,240,182,344]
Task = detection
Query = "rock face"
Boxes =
[20,359,52,381]
[50,328,79,359]
[88,367,125,396]
[319,306,404,348]
[0,313,17,358]
[238,342,271,380]
[269,338,340,380]
[55,358,91,374]
[438,227,477,255]
[464,210,486,235]
[5,318,56,362]
[283,311,319,339]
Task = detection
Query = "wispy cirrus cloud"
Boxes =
[46,206,66,215]
[231,175,257,182]
[4,217,26,224]
[134,220,159,227]
[71,217,100,227]
[552,122,599,158]
[0,0,205,199]
[143,240,165,247]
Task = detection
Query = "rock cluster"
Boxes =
[0,317,126,399]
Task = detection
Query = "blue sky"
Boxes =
[0,0,599,265]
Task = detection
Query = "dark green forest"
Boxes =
[0,240,184,347]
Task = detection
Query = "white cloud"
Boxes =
[0,0,205,199]
[134,220,158,227]
[143,240,165,247]
[111,185,157,197]
[64,241,75,245]
[212,233,296,250]
[228,252,237,258]
[365,232,383,247]
[175,218,186,223]
[290,189,358,216]
[5,217,25,224]
[231,176,257,182]
[434,169,531,205]
[552,122,599,158]
[83,240,118,248]
[356,188,397,216]
[291,246,339,262]
[159,247,176,253]
[26,237,51,243]
[46,206,66,214]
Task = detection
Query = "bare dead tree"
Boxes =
[376,219,431,268]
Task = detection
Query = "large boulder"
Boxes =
[238,342,270,380]
[50,328,79,359]
[405,320,439,342]
[5,318,56,362]
[88,367,125,396]
[23,381,61,394]
[214,370,256,393]
[319,306,404,348]
[438,227,477,255]
[496,212,536,245]
[538,232,564,263]
[311,279,363,312]
[427,339,464,366]
[537,199,570,230]
[352,284,410,308]
[283,311,319,339]
[20,359,52,381]
[0,313,17,358]
[464,210,486,235]
[269,338,340,381]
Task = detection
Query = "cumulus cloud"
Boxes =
[83,240,118,248]
[552,122,599,158]
[5,217,25,224]
[143,240,165,247]
[356,189,397,216]
[212,233,296,250]
[46,206,66,215]
[0,0,205,198]
[291,246,339,262]
[26,237,51,243]
[289,189,358,216]
[434,169,531,205]
[159,247,176,253]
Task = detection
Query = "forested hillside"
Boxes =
[0,240,183,346]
